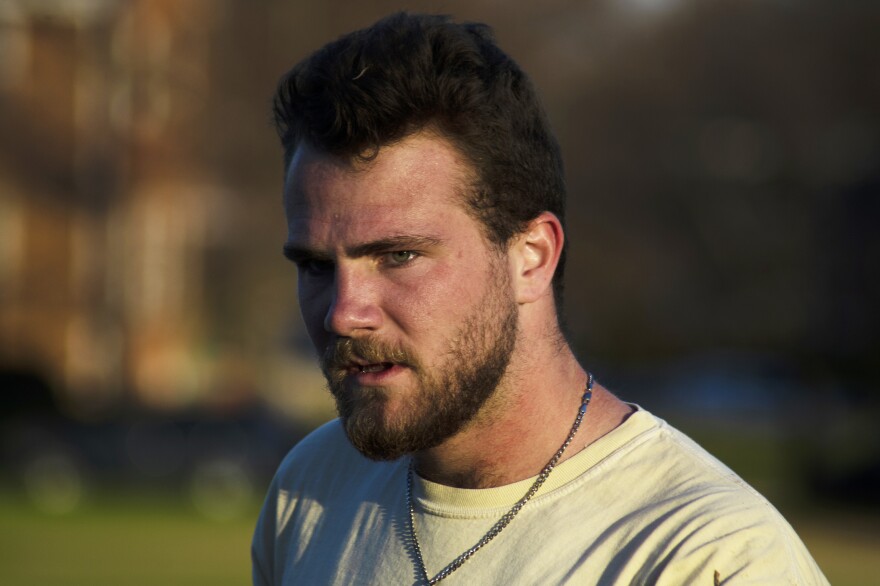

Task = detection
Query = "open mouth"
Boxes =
[350,362,395,374]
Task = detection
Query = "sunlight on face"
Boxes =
[284,133,519,459]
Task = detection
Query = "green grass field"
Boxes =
[0,492,256,586]
[0,491,877,585]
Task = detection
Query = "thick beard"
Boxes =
[320,274,518,461]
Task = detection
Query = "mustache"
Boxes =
[321,337,418,375]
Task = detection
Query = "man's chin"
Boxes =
[341,419,415,461]
[334,394,408,460]
[340,404,470,462]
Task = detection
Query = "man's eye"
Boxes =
[385,251,417,266]
[297,259,334,276]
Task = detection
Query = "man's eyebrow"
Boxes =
[282,244,327,263]
[282,235,442,263]
[347,235,442,258]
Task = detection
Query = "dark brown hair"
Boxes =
[273,12,568,308]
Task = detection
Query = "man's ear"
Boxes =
[509,211,564,304]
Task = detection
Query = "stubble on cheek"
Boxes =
[319,302,518,461]
[316,256,519,461]
[319,336,423,458]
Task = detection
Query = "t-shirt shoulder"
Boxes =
[621,411,777,513]
[272,418,404,498]
[274,418,353,478]
[592,410,829,584]
[569,409,794,549]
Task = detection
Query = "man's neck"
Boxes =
[412,343,633,489]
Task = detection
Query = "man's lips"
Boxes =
[346,362,395,374]
[323,339,416,383]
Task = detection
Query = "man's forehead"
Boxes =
[282,132,492,254]
[283,132,476,214]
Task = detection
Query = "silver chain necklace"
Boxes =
[406,372,595,585]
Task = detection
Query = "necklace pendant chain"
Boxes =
[407,373,595,585]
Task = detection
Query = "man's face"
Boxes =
[283,133,518,460]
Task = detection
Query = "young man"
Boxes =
[252,13,828,585]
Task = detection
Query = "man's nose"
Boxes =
[323,266,382,336]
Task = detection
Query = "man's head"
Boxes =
[283,134,522,459]
[277,14,568,459]
[273,12,568,309]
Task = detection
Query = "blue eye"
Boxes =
[386,251,417,266]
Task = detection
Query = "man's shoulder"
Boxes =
[630,412,776,508]
[275,418,357,478]
[602,409,794,534]
[593,410,829,584]
[289,417,350,454]
[271,418,399,491]
[628,410,761,490]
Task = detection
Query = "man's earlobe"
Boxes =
[512,212,564,304]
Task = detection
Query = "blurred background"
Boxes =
[0,0,877,584]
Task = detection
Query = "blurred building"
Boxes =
[0,0,234,414]
[1,0,877,424]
